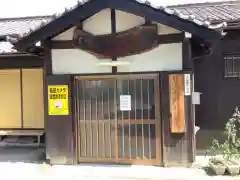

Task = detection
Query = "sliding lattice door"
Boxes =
[74,74,161,165]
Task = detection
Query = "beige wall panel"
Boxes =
[118,43,182,72]
[22,69,44,129]
[0,70,21,128]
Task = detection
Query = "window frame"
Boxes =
[224,52,240,78]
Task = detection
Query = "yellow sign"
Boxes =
[48,85,69,115]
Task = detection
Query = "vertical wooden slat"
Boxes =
[114,80,118,160]
[154,77,161,162]
[134,80,138,158]
[147,79,152,159]
[169,74,186,133]
[120,81,124,157]
[90,87,93,156]
[82,82,86,158]
[101,90,105,157]
[76,79,80,158]
[140,79,145,159]
[83,81,87,157]
[96,95,99,158]
[128,80,132,159]
[74,79,78,161]
[108,85,112,158]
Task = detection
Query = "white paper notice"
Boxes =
[184,74,191,96]
[120,95,131,111]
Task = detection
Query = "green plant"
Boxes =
[206,107,240,161]
[206,139,224,157]
[223,107,240,161]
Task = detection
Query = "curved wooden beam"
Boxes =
[72,24,159,59]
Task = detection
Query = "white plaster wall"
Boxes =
[118,43,182,72]
[155,23,180,35]
[115,10,180,35]
[83,9,111,35]
[115,10,145,33]
[51,49,112,74]
[52,9,180,40]
[52,43,182,74]
[52,28,75,41]
[51,9,182,74]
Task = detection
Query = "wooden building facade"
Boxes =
[0,16,52,143]
[9,0,226,166]
[0,55,44,129]
[194,31,240,130]
[170,1,240,149]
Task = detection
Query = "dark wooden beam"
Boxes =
[42,40,52,164]
[182,38,195,163]
[15,0,108,50]
[158,33,185,44]
[111,9,117,74]
[51,41,74,49]
[110,0,221,40]
[182,38,192,70]
[0,55,43,69]
[14,0,221,51]
[43,41,52,75]
[51,33,185,49]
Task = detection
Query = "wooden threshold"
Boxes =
[78,157,160,165]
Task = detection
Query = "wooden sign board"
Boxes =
[169,74,186,133]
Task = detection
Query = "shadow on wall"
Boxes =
[195,129,227,155]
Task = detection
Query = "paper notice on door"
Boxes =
[120,95,131,111]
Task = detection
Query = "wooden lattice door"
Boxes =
[74,74,161,165]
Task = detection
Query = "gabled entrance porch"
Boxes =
[10,0,226,167]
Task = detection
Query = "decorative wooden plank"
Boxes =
[169,74,186,133]
[72,24,158,59]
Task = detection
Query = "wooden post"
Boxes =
[43,41,75,165]
[182,38,195,163]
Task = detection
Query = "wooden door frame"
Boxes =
[73,73,162,165]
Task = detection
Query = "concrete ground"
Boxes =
[0,132,238,180]
[0,147,238,180]
[0,147,45,162]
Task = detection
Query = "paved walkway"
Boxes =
[0,147,239,180]
[0,162,239,180]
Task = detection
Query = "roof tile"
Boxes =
[168,1,240,23]
[0,16,52,54]
[1,0,236,54]
[16,0,227,40]
[0,16,53,36]
[0,42,17,54]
